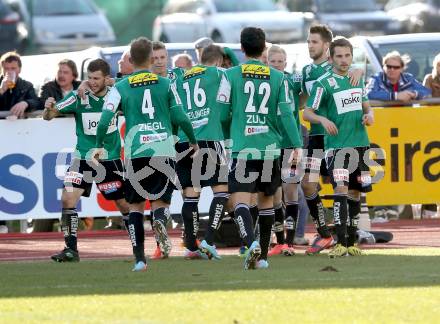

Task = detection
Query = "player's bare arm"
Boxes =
[42,97,59,120]
[362,101,374,126]
[303,107,338,135]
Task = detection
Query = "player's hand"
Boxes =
[288,148,303,165]
[362,112,374,126]
[91,148,105,165]
[10,101,28,118]
[45,97,56,110]
[190,143,199,159]
[348,68,363,86]
[396,91,414,102]
[77,81,91,100]
[320,118,338,135]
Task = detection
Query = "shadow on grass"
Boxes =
[1,252,439,298]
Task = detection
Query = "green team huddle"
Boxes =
[44,24,374,271]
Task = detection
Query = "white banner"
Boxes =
[0,117,213,220]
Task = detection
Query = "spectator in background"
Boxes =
[172,53,193,70]
[423,53,440,97]
[366,51,431,103]
[39,59,80,109]
[0,51,39,118]
[117,48,134,78]
[421,54,440,218]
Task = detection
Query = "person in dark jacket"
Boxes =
[366,51,431,103]
[39,59,81,108]
[0,51,39,117]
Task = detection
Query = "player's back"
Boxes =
[115,70,177,158]
[177,65,224,142]
[225,60,286,160]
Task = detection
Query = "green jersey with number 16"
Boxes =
[96,69,196,159]
[176,65,227,142]
[217,59,301,160]
[306,70,370,150]
[55,89,120,161]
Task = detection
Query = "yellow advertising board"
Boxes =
[313,106,440,206]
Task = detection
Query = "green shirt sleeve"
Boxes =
[168,82,197,144]
[55,91,78,114]
[96,87,121,148]
[278,78,301,148]
[223,47,240,67]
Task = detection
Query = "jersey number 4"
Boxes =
[142,89,155,119]
[244,81,270,114]
[183,79,206,110]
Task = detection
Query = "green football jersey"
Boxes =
[280,71,303,149]
[167,67,184,82]
[176,65,227,142]
[302,60,332,136]
[55,89,120,160]
[96,69,196,159]
[216,59,301,160]
[306,70,370,150]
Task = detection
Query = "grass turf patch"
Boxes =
[1,248,439,322]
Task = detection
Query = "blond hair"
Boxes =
[431,53,440,78]
[382,51,411,70]
[267,45,286,59]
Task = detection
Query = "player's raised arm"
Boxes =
[96,86,121,148]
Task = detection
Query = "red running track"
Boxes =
[0,219,439,262]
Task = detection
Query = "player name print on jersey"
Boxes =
[333,89,363,114]
[241,64,271,80]
[128,72,159,87]
[183,66,207,80]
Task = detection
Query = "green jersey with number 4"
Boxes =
[216,59,301,160]
[55,89,120,160]
[96,69,196,159]
[302,60,332,136]
[306,70,370,149]
[176,65,227,142]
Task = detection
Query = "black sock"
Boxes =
[250,204,259,238]
[259,208,275,260]
[128,211,146,263]
[235,204,255,247]
[347,197,361,247]
[205,192,229,245]
[122,212,129,232]
[182,198,199,251]
[61,208,79,251]
[273,204,285,245]
[153,207,170,226]
[305,193,331,238]
[333,194,348,247]
[285,202,298,245]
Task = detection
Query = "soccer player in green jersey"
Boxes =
[43,59,130,263]
[217,27,302,270]
[266,45,303,257]
[174,44,230,260]
[94,37,198,271]
[303,37,374,257]
[152,41,183,81]
[300,25,336,255]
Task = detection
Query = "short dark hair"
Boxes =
[329,37,353,58]
[87,58,110,76]
[152,41,166,51]
[240,27,266,58]
[59,59,78,79]
[1,51,22,68]
[309,24,333,43]
[130,37,153,66]
[201,45,224,64]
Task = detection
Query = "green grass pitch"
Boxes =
[1,248,439,323]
